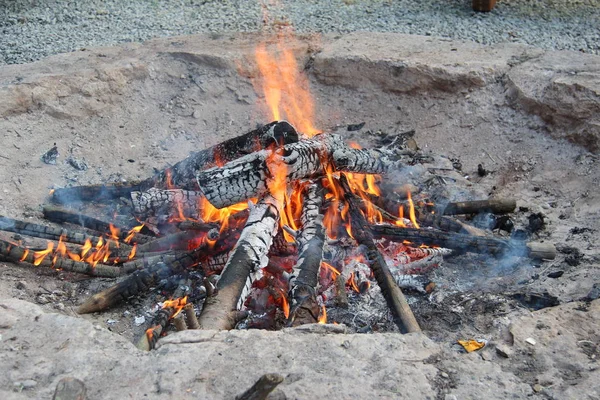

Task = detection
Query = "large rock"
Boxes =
[506,50,600,153]
[312,32,535,94]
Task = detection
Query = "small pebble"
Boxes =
[134,316,145,326]
[525,337,536,346]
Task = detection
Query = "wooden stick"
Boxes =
[443,199,517,215]
[371,225,557,260]
[173,313,187,331]
[235,373,284,400]
[339,175,421,333]
[198,196,279,330]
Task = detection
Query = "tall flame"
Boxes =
[254,37,319,137]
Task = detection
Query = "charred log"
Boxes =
[0,238,121,277]
[0,216,131,252]
[197,134,404,209]
[42,205,154,244]
[130,188,203,219]
[371,225,557,260]
[198,196,279,330]
[340,175,421,333]
[50,121,299,204]
[442,199,517,215]
[184,303,200,329]
[287,183,325,326]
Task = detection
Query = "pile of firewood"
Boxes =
[0,120,556,349]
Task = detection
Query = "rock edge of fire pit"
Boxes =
[0,32,598,152]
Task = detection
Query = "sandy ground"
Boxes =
[0,33,599,399]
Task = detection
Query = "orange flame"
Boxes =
[254,37,319,137]
[321,261,340,279]
[19,248,29,262]
[199,197,250,233]
[124,224,144,244]
[278,289,290,319]
[162,296,188,318]
[128,244,137,260]
[33,242,54,266]
[407,191,420,229]
[346,272,360,293]
[318,304,327,324]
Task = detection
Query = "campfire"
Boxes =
[0,33,557,350]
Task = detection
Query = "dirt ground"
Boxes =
[0,33,599,399]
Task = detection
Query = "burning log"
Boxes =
[78,240,217,313]
[442,199,517,215]
[197,133,403,209]
[0,238,121,277]
[136,294,188,351]
[0,216,130,252]
[50,121,299,204]
[235,373,284,400]
[41,204,154,244]
[339,175,421,333]
[371,225,557,260]
[78,261,175,314]
[141,120,299,190]
[130,188,202,219]
[287,183,325,326]
[133,229,218,255]
[173,313,187,331]
[198,196,279,330]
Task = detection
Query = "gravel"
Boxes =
[1,0,599,65]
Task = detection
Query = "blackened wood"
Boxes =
[141,120,299,190]
[288,183,325,326]
[77,260,179,314]
[136,282,189,351]
[130,188,202,219]
[198,196,279,330]
[340,175,421,333]
[371,225,557,260]
[42,205,153,244]
[443,199,517,215]
[50,121,299,204]
[133,230,216,254]
[334,273,349,308]
[197,134,404,209]
[0,216,130,252]
[235,373,284,400]
[0,238,121,277]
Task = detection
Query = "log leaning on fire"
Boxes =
[196,134,402,209]
[287,183,325,326]
[41,205,154,244]
[0,216,130,252]
[78,245,211,313]
[370,225,557,260]
[50,121,299,204]
[339,175,421,334]
[198,196,280,330]
[0,238,121,277]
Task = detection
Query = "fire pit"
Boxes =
[1,31,599,398]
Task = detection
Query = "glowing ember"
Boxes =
[321,261,340,279]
